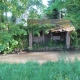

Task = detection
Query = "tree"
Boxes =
[64,0,80,30]
[45,0,63,19]
[0,0,29,54]
[0,0,45,54]
[45,0,80,29]
[27,0,45,19]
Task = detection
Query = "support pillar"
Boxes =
[42,32,45,42]
[29,32,32,48]
[59,10,61,20]
[51,31,53,40]
[66,31,70,49]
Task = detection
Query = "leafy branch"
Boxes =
[27,24,55,36]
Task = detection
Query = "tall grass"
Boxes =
[0,59,80,80]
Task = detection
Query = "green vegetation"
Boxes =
[33,40,65,51]
[70,31,80,49]
[45,0,60,19]
[0,59,80,80]
[0,0,44,54]
[0,23,27,54]
[46,0,80,29]
[0,0,29,54]
[27,24,55,36]
[0,0,80,53]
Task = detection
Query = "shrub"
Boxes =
[0,23,27,54]
[70,31,80,49]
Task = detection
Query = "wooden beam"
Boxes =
[29,32,32,48]
[66,31,70,49]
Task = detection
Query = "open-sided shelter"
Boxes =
[27,19,75,49]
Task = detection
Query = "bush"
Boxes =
[70,31,80,49]
[0,23,27,54]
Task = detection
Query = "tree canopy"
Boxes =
[45,0,80,29]
[0,0,44,54]
[64,0,80,29]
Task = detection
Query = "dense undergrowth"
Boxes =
[0,59,80,80]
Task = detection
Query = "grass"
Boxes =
[0,59,80,80]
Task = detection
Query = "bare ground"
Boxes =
[0,51,80,64]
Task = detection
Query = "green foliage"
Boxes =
[0,0,29,19]
[33,40,65,50]
[27,24,55,36]
[46,8,59,19]
[45,0,63,19]
[0,59,80,80]
[0,0,29,54]
[64,0,80,29]
[0,22,27,54]
[45,0,80,49]
[0,0,45,54]
[27,0,45,19]
[28,8,39,19]
[46,0,80,29]
[70,31,80,49]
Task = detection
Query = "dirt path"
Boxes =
[0,51,80,63]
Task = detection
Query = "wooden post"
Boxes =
[42,32,45,42]
[66,31,70,49]
[29,32,32,48]
[51,31,53,40]
[59,10,61,20]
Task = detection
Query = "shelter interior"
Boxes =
[33,31,66,43]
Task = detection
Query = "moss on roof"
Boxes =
[27,19,75,32]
